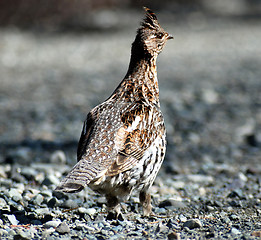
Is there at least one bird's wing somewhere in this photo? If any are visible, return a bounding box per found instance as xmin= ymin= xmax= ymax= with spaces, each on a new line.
xmin=77 ymin=108 xmax=97 ymax=161
xmin=55 ymin=102 xmax=163 ymax=193
xmin=106 ymin=103 xmax=156 ymax=176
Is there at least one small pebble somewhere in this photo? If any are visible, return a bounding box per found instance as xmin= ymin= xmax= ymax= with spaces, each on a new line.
xmin=78 ymin=207 xmax=96 ymax=215
xmin=56 ymin=222 xmax=70 ymax=234
xmin=159 ymin=199 xmax=187 ymax=209
xmin=187 ymin=174 xmax=214 ymax=183
xmin=201 ymin=88 xmax=219 ymax=104
xmin=183 ymin=219 xmax=202 ymax=229
xmin=6 ymin=214 xmax=19 ymax=225
xmin=179 ymin=215 xmax=187 ymax=222
xmin=59 ymin=199 xmax=78 ymax=209
xmin=97 ymin=196 xmax=107 ymax=205
xmin=44 ymin=220 xmax=62 ymax=228
xmin=42 ymin=175 xmax=60 ymax=186
xmin=245 ymin=134 xmax=259 ymax=147
xmin=231 ymin=227 xmax=241 ymax=235
xmin=50 ymin=150 xmax=66 ymax=164
xmin=41 ymin=189 xmax=53 ymax=198
xmin=168 ymin=232 xmax=180 ymax=240
xmin=20 ymin=167 xmax=38 ymax=180
xmin=95 ymin=214 xmax=105 ymax=222
xmin=229 ymin=214 xmax=239 ymax=220
xmin=227 ymin=189 xmax=244 ymax=199
xmin=8 ymin=188 xmax=23 ymax=202
xmin=47 ymin=197 xmax=58 ymax=208
xmin=33 ymin=194 xmax=44 ymax=205
xmin=154 ymin=207 xmax=166 ymax=214
xmin=35 ymin=208 xmax=50 ymax=216
xmin=156 ymin=222 xmax=169 ymax=233
xmin=238 ymin=172 xmax=247 ymax=182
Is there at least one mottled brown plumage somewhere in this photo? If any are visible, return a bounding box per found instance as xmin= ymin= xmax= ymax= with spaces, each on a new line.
xmin=55 ymin=7 xmax=173 ymax=217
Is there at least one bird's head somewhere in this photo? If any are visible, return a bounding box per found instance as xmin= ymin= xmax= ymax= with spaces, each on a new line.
xmin=135 ymin=7 xmax=173 ymax=57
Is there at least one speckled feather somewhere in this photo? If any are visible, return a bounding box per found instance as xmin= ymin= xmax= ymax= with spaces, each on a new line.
xmin=55 ymin=7 xmax=172 ymax=216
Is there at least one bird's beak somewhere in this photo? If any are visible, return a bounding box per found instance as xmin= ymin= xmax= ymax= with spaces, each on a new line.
xmin=167 ymin=34 xmax=174 ymax=40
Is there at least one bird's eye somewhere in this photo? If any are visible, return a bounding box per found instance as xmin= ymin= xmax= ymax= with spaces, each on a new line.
xmin=157 ymin=33 xmax=164 ymax=39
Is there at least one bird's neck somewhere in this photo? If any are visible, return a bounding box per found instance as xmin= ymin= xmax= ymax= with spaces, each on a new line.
xmin=111 ymin=45 xmax=160 ymax=105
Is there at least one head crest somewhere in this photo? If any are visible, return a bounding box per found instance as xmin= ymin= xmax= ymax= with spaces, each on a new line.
xmin=142 ymin=7 xmax=159 ymax=30
xmin=131 ymin=7 xmax=173 ymax=57
xmin=143 ymin=7 xmax=157 ymax=21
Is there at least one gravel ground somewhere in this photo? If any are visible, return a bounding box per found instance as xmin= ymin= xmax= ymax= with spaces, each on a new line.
xmin=0 ymin=11 xmax=261 ymax=239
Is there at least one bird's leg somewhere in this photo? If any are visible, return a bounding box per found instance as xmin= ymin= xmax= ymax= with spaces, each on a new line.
xmin=106 ymin=195 xmax=121 ymax=220
xmin=139 ymin=191 xmax=152 ymax=217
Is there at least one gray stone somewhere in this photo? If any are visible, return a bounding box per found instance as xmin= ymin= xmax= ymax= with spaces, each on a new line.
xmin=179 ymin=215 xmax=187 ymax=222
xmin=187 ymin=174 xmax=214 ymax=183
xmin=8 ymin=188 xmax=23 ymax=202
xmin=231 ymin=227 xmax=241 ymax=235
xmin=159 ymin=199 xmax=187 ymax=209
xmin=201 ymin=88 xmax=219 ymax=104
xmin=20 ymin=167 xmax=38 ymax=180
xmin=56 ymin=222 xmax=70 ymax=234
xmin=78 ymin=207 xmax=96 ymax=215
xmin=156 ymin=222 xmax=169 ymax=233
xmin=154 ymin=207 xmax=166 ymax=214
xmin=42 ymin=175 xmax=60 ymax=186
xmin=183 ymin=219 xmax=202 ymax=229
xmin=6 ymin=215 xmax=19 ymax=225
xmin=47 ymin=197 xmax=58 ymax=208
xmin=33 ymin=194 xmax=44 ymax=205
xmin=41 ymin=189 xmax=53 ymax=198
xmin=229 ymin=214 xmax=239 ymax=221
xmin=60 ymin=199 xmax=78 ymax=209
xmin=44 ymin=220 xmax=62 ymax=228
xmin=95 ymin=214 xmax=105 ymax=222
xmin=50 ymin=150 xmax=66 ymax=164
xmin=168 ymin=232 xmax=181 ymax=240
xmin=35 ymin=208 xmax=50 ymax=216
xmin=97 ymin=196 xmax=107 ymax=205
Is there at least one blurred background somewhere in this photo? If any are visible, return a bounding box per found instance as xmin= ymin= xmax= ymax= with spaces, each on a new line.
xmin=0 ymin=0 xmax=261 ymax=170
xmin=0 ymin=0 xmax=261 ymax=30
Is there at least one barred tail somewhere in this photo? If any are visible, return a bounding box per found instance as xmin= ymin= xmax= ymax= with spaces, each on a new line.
xmin=54 ymin=160 xmax=98 ymax=193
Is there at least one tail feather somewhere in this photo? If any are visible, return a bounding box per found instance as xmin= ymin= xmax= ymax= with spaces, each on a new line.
xmin=54 ymin=160 xmax=99 ymax=193
xmin=55 ymin=182 xmax=84 ymax=193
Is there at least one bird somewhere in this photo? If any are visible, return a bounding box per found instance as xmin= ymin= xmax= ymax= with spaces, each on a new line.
xmin=55 ymin=7 xmax=173 ymax=218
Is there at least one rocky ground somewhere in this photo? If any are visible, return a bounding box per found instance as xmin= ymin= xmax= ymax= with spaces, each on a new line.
xmin=0 ymin=10 xmax=261 ymax=239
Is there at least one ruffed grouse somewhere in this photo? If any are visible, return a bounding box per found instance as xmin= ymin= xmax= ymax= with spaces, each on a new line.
xmin=55 ymin=7 xmax=173 ymax=217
